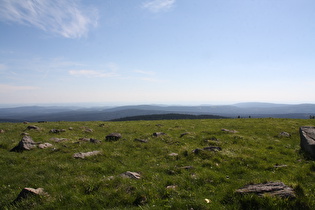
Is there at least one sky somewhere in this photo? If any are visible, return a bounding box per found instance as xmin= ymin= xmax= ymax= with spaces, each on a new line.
xmin=0 ymin=0 xmax=314 ymax=106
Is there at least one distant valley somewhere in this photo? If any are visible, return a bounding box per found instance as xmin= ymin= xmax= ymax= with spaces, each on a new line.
xmin=0 ymin=102 xmax=315 ymax=122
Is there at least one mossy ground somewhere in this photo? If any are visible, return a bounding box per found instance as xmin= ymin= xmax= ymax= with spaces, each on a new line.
xmin=0 ymin=118 xmax=315 ymax=209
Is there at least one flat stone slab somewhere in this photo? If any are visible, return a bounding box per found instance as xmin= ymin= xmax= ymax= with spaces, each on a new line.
xmin=300 ymin=126 xmax=315 ymax=159
xmin=236 ymin=182 xmax=295 ymax=198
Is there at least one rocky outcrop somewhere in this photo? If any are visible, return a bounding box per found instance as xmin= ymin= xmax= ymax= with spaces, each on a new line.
xmin=10 ymin=136 xmax=37 ymax=152
xmin=236 ymin=182 xmax=295 ymax=198
xmin=299 ymin=126 xmax=315 ymax=159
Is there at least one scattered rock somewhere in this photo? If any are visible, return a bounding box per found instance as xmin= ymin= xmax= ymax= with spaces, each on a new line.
xmin=153 ymin=132 xmax=166 ymax=137
xmin=50 ymin=137 xmax=68 ymax=142
xmin=26 ymin=125 xmax=40 ymax=130
xmin=203 ymin=146 xmax=222 ymax=151
xmin=73 ymin=151 xmax=101 ymax=159
xmin=169 ymin=153 xmax=178 ymax=156
xmin=13 ymin=187 xmax=48 ymax=203
xmin=300 ymin=126 xmax=315 ymax=159
xmin=279 ymin=131 xmax=291 ymax=137
xmin=84 ymin=128 xmax=93 ymax=133
xmin=49 ymin=129 xmax=66 ymax=133
xmin=155 ymin=124 xmax=163 ymax=127
xmin=236 ymin=182 xmax=295 ymax=198
xmin=166 ymin=185 xmax=177 ymax=189
xmin=23 ymin=121 xmax=29 ymax=124
xmin=90 ymin=138 xmax=101 ymax=143
xmin=68 ymin=127 xmax=74 ymax=130
xmin=134 ymin=138 xmax=148 ymax=143
xmin=180 ymin=166 xmax=194 ymax=170
xmin=78 ymin=138 xmax=101 ymax=143
xmin=0 ymin=129 xmax=4 ymax=133
xmin=133 ymin=195 xmax=147 ymax=206
xmin=38 ymin=143 xmax=53 ymax=149
xmin=105 ymin=133 xmax=122 ymax=141
xmin=120 ymin=171 xmax=141 ymax=179
xmin=10 ymin=136 xmax=37 ymax=152
xmin=192 ymin=148 xmax=203 ymax=154
xmin=180 ymin=132 xmax=190 ymax=138
xmin=221 ymin=128 xmax=238 ymax=133
xmin=274 ymin=164 xmax=288 ymax=168
xmin=78 ymin=137 xmax=90 ymax=142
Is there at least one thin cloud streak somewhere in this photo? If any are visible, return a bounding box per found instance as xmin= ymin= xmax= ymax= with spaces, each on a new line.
xmin=0 ymin=0 xmax=98 ymax=38
xmin=0 ymin=84 xmax=38 ymax=92
xmin=69 ymin=70 xmax=118 ymax=78
xmin=142 ymin=0 xmax=176 ymax=13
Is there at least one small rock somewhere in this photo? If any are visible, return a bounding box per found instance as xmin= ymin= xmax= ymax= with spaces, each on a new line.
xmin=180 ymin=132 xmax=190 ymax=138
xmin=84 ymin=128 xmax=93 ymax=133
xmin=26 ymin=125 xmax=40 ymax=130
xmin=279 ymin=132 xmax=291 ymax=137
xmin=169 ymin=153 xmax=178 ymax=156
xmin=166 ymin=185 xmax=177 ymax=189
xmin=236 ymin=182 xmax=295 ymax=198
xmin=134 ymin=138 xmax=148 ymax=143
xmin=50 ymin=137 xmax=68 ymax=142
xmin=13 ymin=187 xmax=48 ymax=203
xmin=120 ymin=171 xmax=141 ymax=179
xmin=192 ymin=148 xmax=203 ymax=154
xmin=221 ymin=128 xmax=238 ymax=133
xmin=105 ymin=133 xmax=122 ymax=141
xmin=10 ymin=136 xmax=37 ymax=152
xmin=38 ymin=143 xmax=53 ymax=149
xmin=153 ymin=132 xmax=166 ymax=137
xmin=90 ymin=138 xmax=101 ymax=143
xmin=0 ymin=129 xmax=4 ymax=133
xmin=49 ymin=129 xmax=66 ymax=133
xmin=203 ymin=146 xmax=222 ymax=151
xmin=73 ymin=151 xmax=101 ymax=159
xmin=78 ymin=137 xmax=90 ymax=142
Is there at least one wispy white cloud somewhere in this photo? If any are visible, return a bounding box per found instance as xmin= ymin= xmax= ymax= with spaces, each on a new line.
xmin=0 ymin=0 xmax=98 ymax=38
xmin=0 ymin=84 xmax=38 ymax=92
xmin=133 ymin=70 xmax=156 ymax=75
xmin=142 ymin=0 xmax=176 ymax=13
xmin=69 ymin=70 xmax=118 ymax=78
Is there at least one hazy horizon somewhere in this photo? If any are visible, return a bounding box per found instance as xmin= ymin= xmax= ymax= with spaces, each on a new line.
xmin=1 ymin=0 xmax=314 ymax=105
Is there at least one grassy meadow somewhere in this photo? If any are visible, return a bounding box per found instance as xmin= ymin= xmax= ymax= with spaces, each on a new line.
xmin=0 ymin=118 xmax=315 ymax=209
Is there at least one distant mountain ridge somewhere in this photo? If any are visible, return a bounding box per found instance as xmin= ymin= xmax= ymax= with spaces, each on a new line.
xmin=0 ymin=102 xmax=314 ymax=122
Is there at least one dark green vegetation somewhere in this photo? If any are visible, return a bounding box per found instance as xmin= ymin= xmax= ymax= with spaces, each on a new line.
xmin=0 ymin=118 xmax=315 ymax=209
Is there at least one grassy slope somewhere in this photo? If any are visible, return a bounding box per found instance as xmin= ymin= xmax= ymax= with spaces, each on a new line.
xmin=0 ymin=118 xmax=315 ymax=209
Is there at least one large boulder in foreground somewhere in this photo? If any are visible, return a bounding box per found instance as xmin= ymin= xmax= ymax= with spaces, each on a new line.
xmin=299 ymin=126 xmax=315 ymax=159
xmin=10 ymin=136 xmax=37 ymax=152
xmin=236 ymin=182 xmax=295 ymax=198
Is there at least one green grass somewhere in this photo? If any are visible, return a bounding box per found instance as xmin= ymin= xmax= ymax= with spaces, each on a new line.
xmin=0 ymin=118 xmax=315 ymax=209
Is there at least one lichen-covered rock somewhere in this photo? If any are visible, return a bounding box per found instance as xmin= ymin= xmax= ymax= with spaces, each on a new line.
xmin=300 ymin=126 xmax=315 ymax=159
xmin=236 ymin=182 xmax=295 ymax=198
xmin=10 ymin=136 xmax=37 ymax=152
xmin=73 ymin=151 xmax=101 ymax=159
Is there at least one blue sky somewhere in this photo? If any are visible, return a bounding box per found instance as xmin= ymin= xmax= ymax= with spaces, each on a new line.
xmin=0 ymin=0 xmax=314 ymax=106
